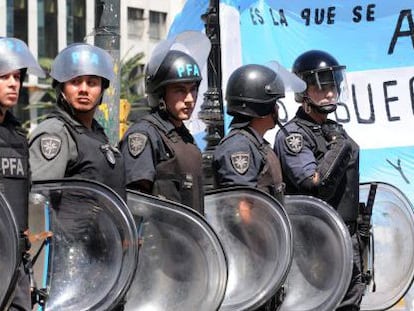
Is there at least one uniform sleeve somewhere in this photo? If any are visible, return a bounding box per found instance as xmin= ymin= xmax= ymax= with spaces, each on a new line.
xmin=119 ymin=125 xmax=156 ymax=186
xmin=28 ymin=119 xmax=77 ymax=181
xmin=213 ymin=135 xmax=262 ymax=188
xmin=274 ymin=127 xmax=317 ymax=187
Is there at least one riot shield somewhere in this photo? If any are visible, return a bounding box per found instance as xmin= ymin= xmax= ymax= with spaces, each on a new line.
xmin=0 ymin=192 xmax=19 ymax=310
xmin=205 ymin=187 xmax=293 ymax=311
xmin=30 ymin=179 xmax=139 ymax=311
xmin=360 ymin=182 xmax=414 ymax=311
xmin=280 ymin=195 xmax=353 ymax=311
xmin=125 ymin=190 xmax=228 ymax=311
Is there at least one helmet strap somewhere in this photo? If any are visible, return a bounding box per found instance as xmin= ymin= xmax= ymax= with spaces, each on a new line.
xmin=303 ymin=96 xmax=336 ymax=115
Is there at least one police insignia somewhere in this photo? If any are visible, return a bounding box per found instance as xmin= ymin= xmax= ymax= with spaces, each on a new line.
xmin=285 ymin=133 xmax=303 ymax=154
xmin=40 ymin=136 xmax=62 ymax=160
xmin=128 ymin=133 xmax=147 ymax=157
xmin=231 ymin=152 xmax=250 ymax=174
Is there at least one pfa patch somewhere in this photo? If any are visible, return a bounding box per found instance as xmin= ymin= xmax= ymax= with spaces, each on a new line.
xmin=40 ymin=136 xmax=62 ymax=160
xmin=285 ymin=133 xmax=303 ymax=154
xmin=231 ymin=152 xmax=250 ymax=175
xmin=128 ymin=132 xmax=147 ymax=157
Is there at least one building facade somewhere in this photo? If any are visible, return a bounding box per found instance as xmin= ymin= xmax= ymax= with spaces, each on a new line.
xmin=0 ymin=0 xmax=187 ymax=128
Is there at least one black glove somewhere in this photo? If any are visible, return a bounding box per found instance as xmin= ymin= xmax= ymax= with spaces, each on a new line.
xmin=321 ymin=122 xmax=347 ymax=142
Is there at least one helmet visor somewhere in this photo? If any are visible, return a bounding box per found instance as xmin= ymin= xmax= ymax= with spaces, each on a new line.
xmin=304 ymin=67 xmax=348 ymax=104
xmin=265 ymin=61 xmax=306 ymax=93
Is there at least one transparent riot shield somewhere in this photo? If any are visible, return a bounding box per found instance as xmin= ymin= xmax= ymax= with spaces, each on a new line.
xmin=0 ymin=192 xmax=19 ymax=310
xmin=125 ymin=190 xmax=228 ymax=311
xmin=360 ymin=182 xmax=414 ymax=311
xmin=205 ymin=187 xmax=293 ymax=311
xmin=30 ymin=179 xmax=139 ymax=311
xmin=280 ymin=195 xmax=353 ymax=311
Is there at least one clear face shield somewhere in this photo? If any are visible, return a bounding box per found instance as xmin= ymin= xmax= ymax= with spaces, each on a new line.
xmin=303 ymin=67 xmax=348 ymax=114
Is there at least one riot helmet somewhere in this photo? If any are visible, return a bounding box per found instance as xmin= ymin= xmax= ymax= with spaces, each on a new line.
xmin=146 ymin=50 xmax=202 ymax=107
xmin=144 ymin=31 xmax=211 ymax=108
xmin=51 ymin=43 xmax=114 ymax=89
xmin=0 ymin=37 xmax=45 ymax=84
xmin=50 ymin=43 xmax=114 ymax=113
xmin=226 ymin=64 xmax=285 ymax=121
xmin=292 ymin=50 xmax=348 ymax=114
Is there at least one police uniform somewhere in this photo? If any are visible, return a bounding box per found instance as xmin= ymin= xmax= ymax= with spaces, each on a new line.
xmin=0 ymin=111 xmax=31 ymax=311
xmin=29 ymin=108 xmax=126 ymax=200
xmin=119 ymin=110 xmax=204 ymax=214
xmin=274 ymin=106 xmax=364 ymax=310
xmin=213 ymin=125 xmax=284 ymax=201
xmin=213 ymin=125 xmax=286 ymax=310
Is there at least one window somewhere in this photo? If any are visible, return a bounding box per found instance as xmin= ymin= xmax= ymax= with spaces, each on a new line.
xmin=6 ymin=0 xmax=28 ymax=42
xmin=67 ymin=0 xmax=86 ymax=44
xmin=128 ymin=7 xmax=145 ymax=39
xmin=149 ymin=11 xmax=166 ymax=40
xmin=38 ymin=0 xmax=58 ymax=59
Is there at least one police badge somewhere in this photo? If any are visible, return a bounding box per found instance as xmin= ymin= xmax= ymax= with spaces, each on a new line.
xmin=40 ymin=136 xmax=62 ymax=160
xmin=231 ymin=152 xmax=250 ymax=174
xmin=128 ymin=132 xmax=147 ymax=157
xmin=285 ymin=133 xmax=303 ymax=154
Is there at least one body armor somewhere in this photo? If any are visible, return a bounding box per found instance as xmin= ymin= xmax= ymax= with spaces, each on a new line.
xmin=142 ymin=114 xmax=204 ymax=214
xmin=284 ymin=116 xmax=359 ymax=223
xmin=48 ymin=110 xmax=126 ymax=200
xmin=0 ymin=112 xmax=29 ymax=235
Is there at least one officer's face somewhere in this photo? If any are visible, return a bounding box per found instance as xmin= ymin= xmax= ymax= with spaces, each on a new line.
xmin=0 ymin=70 xmax=21 ymax=112
xmin=164 ymin=82 xmax=198 ymax=125
xmin=63 ymin=75 xmax=103 ymax=112
xmin=307 ymin=83 xmax=338 ymax=107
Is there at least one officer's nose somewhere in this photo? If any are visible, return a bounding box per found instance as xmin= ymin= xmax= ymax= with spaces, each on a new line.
xmin=8 ymin=75 xmax=19 ymax=87
xmin=79 ymin=81 xmax=88 ymax=92
xmin=325 ymin=89 xmax=335 ymax=100
xmin=185 ymin=90 xmax=196 ymax=104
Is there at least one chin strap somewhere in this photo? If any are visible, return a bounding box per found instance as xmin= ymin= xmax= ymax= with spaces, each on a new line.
xmin=304 ymin=97 xmax=337 ymax=114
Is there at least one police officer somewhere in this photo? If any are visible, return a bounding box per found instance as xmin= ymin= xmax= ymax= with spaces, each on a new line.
xmin=273 ymin=50 xmax=364 ymax=310
xmin=119 ymin=33 xmax=210 ymax=214
xmin=29 ymin=43 xmax=125 ymax=200
xmin=0 ymin=37 xmax=45 ymax=310
xmin=213 ymin=63 xmax=305 ymax=310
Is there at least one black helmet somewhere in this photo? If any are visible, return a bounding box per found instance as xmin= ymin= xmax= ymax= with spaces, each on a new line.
xmin=226 ymin=64 xmax=285 ymax=118
xmin=145 ymin=50 xmax=202 ymax=107
xmin=292 ymin=50 xmax=347 ymax=107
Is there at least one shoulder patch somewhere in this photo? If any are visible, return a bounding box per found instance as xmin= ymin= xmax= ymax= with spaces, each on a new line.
xmin=231 ymin=152 xmax=250 ymax=175
xmin=285 ymin=133 xmax=303 ymax=154
xmin=40 ymin=136 xmax=62 ymax=160
xmin=128 ymin=132 xmax=147 ymax=157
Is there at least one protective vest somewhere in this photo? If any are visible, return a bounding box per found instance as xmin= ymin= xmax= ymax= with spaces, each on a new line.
xmin=288 ymin=116 xmax=359 ymax=223
xmin=0 ymin=112 xmax=30 ymax=234
xmin=228 ymin=128 xmax=285 ymax=203
xmin=48 ymin=111 xmax=126 ymax=200
xmin=142 ymin=114 xmax=204 ymax=214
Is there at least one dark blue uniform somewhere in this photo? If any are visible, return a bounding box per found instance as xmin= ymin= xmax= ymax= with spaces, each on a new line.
xmin=119 ymin=110 xmax=204 ymax=214
xmin=213 ymin=126 xmax=284 ymax=199
xmin=274 ymin=106 xmax=364 ymax=310
xmin=213 ymin=125 xmax=285 ymax=311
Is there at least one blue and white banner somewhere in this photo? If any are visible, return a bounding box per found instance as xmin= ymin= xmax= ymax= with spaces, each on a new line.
xmin=169 ymin=0 xmax=414 ymax=206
